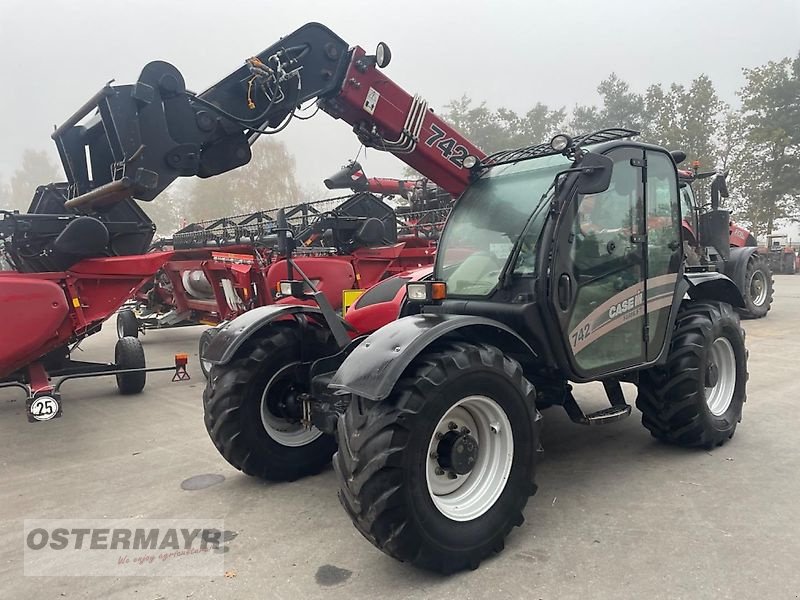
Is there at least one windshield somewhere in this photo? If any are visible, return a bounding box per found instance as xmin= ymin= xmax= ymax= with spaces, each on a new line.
xmin=435 ymin=153 xmax=571 ymax=296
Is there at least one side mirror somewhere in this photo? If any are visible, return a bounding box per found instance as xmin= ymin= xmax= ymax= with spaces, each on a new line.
xmin=576 ymin=153 xmax=613 ymax=195
xmin=670 ymin=150 xmax=687 ymax=165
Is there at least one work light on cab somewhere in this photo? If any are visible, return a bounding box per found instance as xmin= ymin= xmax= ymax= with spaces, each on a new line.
xmin=406 ymin=281 xmax=446 ymax=303
xmin=550 ymin=134 xmax=572 ymax=153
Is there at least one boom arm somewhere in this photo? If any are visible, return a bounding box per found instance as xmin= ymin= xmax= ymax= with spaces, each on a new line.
xmin=54 ymin=22 xmax=483 ymax=212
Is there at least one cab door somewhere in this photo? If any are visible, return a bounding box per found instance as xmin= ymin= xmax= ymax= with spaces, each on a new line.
xmin=547 ymin=147 xmax=648 ymax=378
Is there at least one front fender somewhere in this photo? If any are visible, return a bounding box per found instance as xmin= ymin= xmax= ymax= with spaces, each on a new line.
xmin=204 ymin=304 xmax=323 ymax=365
xmin=328 ymin=313 xmax=536 ymax=402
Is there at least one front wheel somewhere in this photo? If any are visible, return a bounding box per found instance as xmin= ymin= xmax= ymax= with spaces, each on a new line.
xmin=334 ymin=341 xmax=540 ymax=573
xmin=203 ymin=323 xmax=338 ymax=481
xmin=636 ymin=301 xmax=747 ymax=448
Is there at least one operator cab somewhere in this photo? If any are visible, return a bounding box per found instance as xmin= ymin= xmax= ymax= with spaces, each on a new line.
xmin=416 ymin=128 xmax=684 ymax=382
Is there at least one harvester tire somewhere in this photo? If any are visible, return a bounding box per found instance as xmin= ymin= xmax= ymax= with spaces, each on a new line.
xmin=636 ymin=301 xmax=747 ymax=449
xmin=117 ymin=309 xmax=139 ymax=338
xmin=203 ymin=323 xmax=337 ymax=482
xmin=333 ymin=341 xmax=539 ymax=573
xmin=115 ymin=336 xmax=147 ymax=395
xmin=737 ymin=254 xmax=773 ymax=319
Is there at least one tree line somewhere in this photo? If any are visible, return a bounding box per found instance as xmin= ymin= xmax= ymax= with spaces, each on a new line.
xmin=1 ymin=53 xmax=797 ymax=237
xmin=443 ymin=53 xmax=800 ymax=237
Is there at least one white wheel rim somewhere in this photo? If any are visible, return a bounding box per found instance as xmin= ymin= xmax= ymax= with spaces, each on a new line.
xmin=705 ymin=337 xmax=736 ymax=416
xmin=749 ymin=270 xmax=767 ymax=306
xmin=260 ymin=362 xmax=323 ymax=447
xmin=425 ymin=395 xmax=514 ymax=522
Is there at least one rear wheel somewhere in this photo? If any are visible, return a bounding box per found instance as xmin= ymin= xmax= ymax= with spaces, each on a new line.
xmin=334 ymin=341 xmax=540 ymax=573
xmin=116 ymin=309 xmax=139 ymax=338
xmin=636 ymin=301 xmax=747 ymax=448
xmin=737 ymin=254 xmax=773 ymax=318
xmin=203 ymin=323 xmax=337 ymax=481
xmin=198 ymin=328 xmax=218 ymax=379
xmin=115 ymin=336 xmax=146 ymax=394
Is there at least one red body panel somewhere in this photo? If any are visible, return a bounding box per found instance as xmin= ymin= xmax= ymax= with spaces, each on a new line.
xmin=329 ymin=46 xmax=484 ymax=197
xmin=344 ymin=266 xmax=432 ymax=334
xmin=0 ymin=252 xmax=174 ymax=379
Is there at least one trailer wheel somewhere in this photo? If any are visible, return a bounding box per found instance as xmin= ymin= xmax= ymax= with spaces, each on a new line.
xmin=198 ymin=328 xmax=218 ymax=379
xmin=116 ymin=309 xmax=139 ymax=339
xmin=636 ymin=301 xmax=747 ymax=449
xmin=115 ymin=336 xmax=146 ymax=395
xmin=203 ymin=323 xmax=337 ymax=481
xmin=737 ymin=254 xmax=773 ymax=318
xmin=333 ymin=341 xmax=540 ymax=573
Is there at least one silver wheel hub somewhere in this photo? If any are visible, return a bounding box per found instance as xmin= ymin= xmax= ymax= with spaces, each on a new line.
xmin=705 ymin=337 xmax=736 ymax=416
xmin=425 ymin=395 xmax=513 ymax=522
xmin=749 ymin=270 xmax=767 ymax=306
xmin=260 ymin=362 xmax=323 ymax=447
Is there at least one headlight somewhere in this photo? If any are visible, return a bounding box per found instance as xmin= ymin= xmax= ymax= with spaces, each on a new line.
xmin=278 ymin=280 xmax=305 ymax=297
xmin=407 ymin=283 xmax=428 ymax=301
xmin=406 ymin=281 xmax=447 ymax=303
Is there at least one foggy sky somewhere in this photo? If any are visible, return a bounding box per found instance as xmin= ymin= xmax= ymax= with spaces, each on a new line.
xmin=0 ymin=0 xmax=798 ymax=199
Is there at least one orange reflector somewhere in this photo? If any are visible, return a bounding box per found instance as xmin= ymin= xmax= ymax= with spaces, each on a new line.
xmin=72 ymin=297 xmax=81 ymax=308
xmin=431 ymin=282 xmax=447 ymax=300
xmin=174 ymin=353 xmax=189 ymax=367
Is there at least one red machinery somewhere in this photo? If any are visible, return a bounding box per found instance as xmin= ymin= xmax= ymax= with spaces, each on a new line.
xmin=0 ymin=23 xmax=472 ymax=420
xmin=677 ymin=164 xmax=774 ymax=317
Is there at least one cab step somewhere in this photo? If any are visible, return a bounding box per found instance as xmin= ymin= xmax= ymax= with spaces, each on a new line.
xmin=562 ymin=380 xmax=631 ymax=426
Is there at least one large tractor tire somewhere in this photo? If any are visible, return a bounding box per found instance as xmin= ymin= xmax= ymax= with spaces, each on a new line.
xmin=116 ymin=309 xmax=140 ymax=339
xmin=334 ymin=341 xmax=540 ymax=574
xmin=636 ymin=301 xmax=747 ymax=449
xmin=737 ymin=254 xmax=773 ymax=319
xmin=115 ymin=336 xmax=146 ymax=395
xmin=203 ymin=323 xmax=337 ymax=482
xmin=198 ymin=327 xmax=219 ymax=379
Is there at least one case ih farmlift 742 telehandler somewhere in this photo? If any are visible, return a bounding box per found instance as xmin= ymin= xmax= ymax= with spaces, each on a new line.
xmin=57 ymin=23 xmax=749 ymax=573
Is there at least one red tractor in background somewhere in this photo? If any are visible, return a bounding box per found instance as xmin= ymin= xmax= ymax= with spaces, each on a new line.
xmin=678 ymin=164 xmax=774 ymax=318
xmin=760 ymin=234 xmax=798 ymax=275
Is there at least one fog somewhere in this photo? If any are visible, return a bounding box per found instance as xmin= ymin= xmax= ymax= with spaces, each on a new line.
xmin=0 ymin=0 xmax=797 ymax=195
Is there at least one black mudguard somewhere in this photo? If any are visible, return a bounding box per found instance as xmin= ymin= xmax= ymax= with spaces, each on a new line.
xmin=683 ymin=272 xmax=745 ymax=308
xmin=724 ymin=246 xmax=760 ymax=291
xmin=328 ymin=313 xmax=536 ymax=402
xmin=204 ymin=305 xmax=324 ymax=366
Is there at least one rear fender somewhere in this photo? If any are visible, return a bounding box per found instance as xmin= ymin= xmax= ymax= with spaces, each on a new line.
xmin=328 ymin=314 xmax=537 ymax=401
xmin=683 ymin=272 xmax=745 ymax=308
xmin=204 ymin=305 xmax=324 ymax=365
xmin=723 ymin=247 xmax=760 ymax=292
